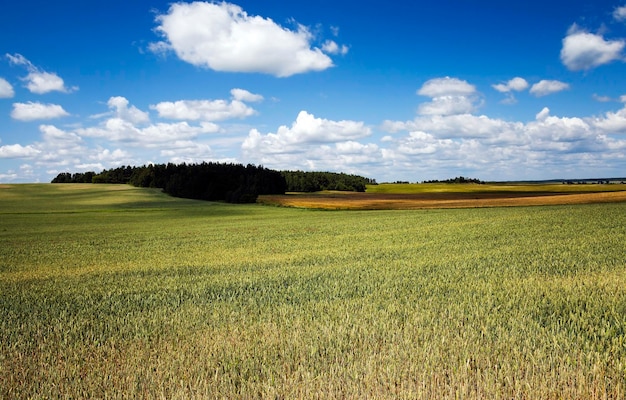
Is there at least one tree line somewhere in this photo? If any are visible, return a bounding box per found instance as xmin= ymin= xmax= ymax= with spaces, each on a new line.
xmin=52 ymin=163 xmax=376 ymax=203
xmin=422 ymin=176 xmax=484 ymax=184
xmin=281 ymin=170 xmax=376 ymax=192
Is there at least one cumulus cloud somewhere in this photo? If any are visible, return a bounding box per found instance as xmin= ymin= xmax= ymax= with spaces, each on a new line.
xmin=379 ymin=94 xmax=626 ymax=181
xmin=560 ymin=26 xmax=625 ymax=71
xmin=0 ymin=144 xmax=41 ymax=158
xmin=383 ymin=113 xmax=524 ymax=142
xmin=243 ymin=110 xmax=370 ymax=150
xmin=11 ymin=102 xmax=70 ymax=121
xmin=241 ymin=111 xmax=379 ymax=175
xmin=530 ymin=80 xmax=570 ymax=97
xmin=590 ymin=104 xmax=626 ymax=133
xmin=150 ymin=2 xmax=338 ymax=77
xmin=492 ymin=77 xmax=529 ymax=93
xmin=0 ymin=78 xmax=14 ymax=98
xmin=418 ymin=96 xmax=477 ymax=116
xmin=417 ymin=77 xmax=479 ymax=116
xmin=614 ymin=5 xmax=626 ymax=21
xmin=492 ymin=77 xmax=529 ymax=104
xmin=78 ymin=96 xmax=221 ymax=149
xmin=417 ymin=77 xmax=476 ymax=97
xmin=230 ymin=88 xmax=263 ymax=102
xmin=79 ymin=119 xmax=218 ymax=146
xmin=152 ymin=99 xmax=256 ymax=121
xmin=107 ymin=96 xmax=150 ymax=124
xmin=6 ymin=53 xmax=77 ymax=94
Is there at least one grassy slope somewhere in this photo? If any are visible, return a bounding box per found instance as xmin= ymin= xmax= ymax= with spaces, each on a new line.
xmin=1 ymin=184 xmax=626 ymax=398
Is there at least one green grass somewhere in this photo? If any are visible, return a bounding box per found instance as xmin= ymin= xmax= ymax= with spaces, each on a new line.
xmin=1 ymin=184 xmax=626 ymax=398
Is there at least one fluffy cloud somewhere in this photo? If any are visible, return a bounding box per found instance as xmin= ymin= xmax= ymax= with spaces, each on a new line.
xmin=560 ymin=26 xmax=625 ymax=71
xmin=416 ymin=77 xmax=479 ymax=116
xmin=530 ymin=80 xmax=570 ymax=97
xmin=152 ymin=99 xmax=256 ymax=121
xmin=417 ymin=96 xmax=477 ymax=116
xmin=11 ymin=102 xmax=69 ymax=121
xmin=241 ymin=111 xmax=378 ymax=175
xmin=379 ymin=98 xmax=626 ymax=181
xmin=0 ymin=144 xmax=41 ymax=158
xmin=0 ymin=78 xmax=14 ymax=98
xmin=417 ymin=77 xmax=476 ymax=97
xmin=230 ymin=88 xmax=263 ymax=102
xmin=151 ymin=2 xmax=337 ymax=77
xmin=590 ymin=104 xmax=626 ymax=133
xmin=78 ymin=118 xmax=218 ymax=146
xmin=107 ymin=96 xmax=150 ymax=124
xmin=492 ymin=77 xmax=528 ymax=93
xmin=6 ymin=53 xmax=77 ymax=94
xmin=322 ymin=40 xmax=349 ymax=55
xmin=76 ymin=96 xmax=221 ymax=148
xmin=243 ymin=110 xmax=370 ymax=152
xmin=614 ymin=6 xmax=626 ymax=21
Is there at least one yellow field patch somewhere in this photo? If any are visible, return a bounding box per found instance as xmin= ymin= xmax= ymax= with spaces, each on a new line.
xmin=259 ymin=190 xmax=626 ymax=210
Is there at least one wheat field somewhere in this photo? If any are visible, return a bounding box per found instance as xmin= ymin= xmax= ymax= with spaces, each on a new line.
xmin=1 ymin=184 xmax=625 ymax=398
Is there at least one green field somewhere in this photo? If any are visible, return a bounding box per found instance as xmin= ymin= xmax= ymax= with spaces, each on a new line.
xmin=1 ymin=184 xmax=625 ymax=398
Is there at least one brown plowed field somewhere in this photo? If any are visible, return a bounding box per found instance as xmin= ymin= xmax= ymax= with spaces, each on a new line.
xmin=259 ymin=190 xmax=626 ymax=210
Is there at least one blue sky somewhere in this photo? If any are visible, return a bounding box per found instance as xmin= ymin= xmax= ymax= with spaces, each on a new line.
xmin=1 ymin=0 xmax=626 ymax=183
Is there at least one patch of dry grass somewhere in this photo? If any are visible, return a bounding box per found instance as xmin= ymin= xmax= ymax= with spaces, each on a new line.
xmin=259 ymin=189 xmax=626 ymax=210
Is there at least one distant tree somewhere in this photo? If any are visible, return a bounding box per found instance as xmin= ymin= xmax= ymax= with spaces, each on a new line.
xmin=52 ymin=171 xmax=97 ymax=183
xmin=422 ymin=176 xmax=484 ymax=184
xmin=281 ymin=170 xmax=376 ymax=192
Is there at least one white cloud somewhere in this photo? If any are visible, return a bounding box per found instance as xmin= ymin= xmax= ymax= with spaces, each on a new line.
xmin=243 ymin=110 xmax=370 ymax=152
xmin=530 ymin=80 xmax=570 ymax=97
xmin=91 ymin=148 xmax=130 ymax=163
xmin=614 ymin=6 xmax=626 ymax=21
xmin=152 ymin=99 xmax=256 ymax=121
xmin=418 ymin=96 xmax=477 ymax=116
xmin=417 ymin=77 xmax=480 ymax=116
xmin=151 ymin=2 xmax=335 ymax=77
xmin=230 ymin=88 xmax=263 ymax=102
xmin=386 ymin=113 xmax=525 ymax=143
xmin=241 ymin=111 xmax=379 ymax=176
xmin=39 ymin=125 xmax=83 ymax=148
xmin=322 ymin=40 xmax=349 ymax=55
xmin=6 ymin=53 xmax=77 ymax=94
xmin=23 ymin=72 xmax=71 ymax=94
xmin=590 ymin=104 xmax=626 ymax=133
xmin=560 ymin=26 xmax=625 ymax=71
xmin=492 ymin=77 xmax=529 ymax=93
xmin=0 ymin=144 xmax=41 ymax=158
xmin=536 ymin=107 xmax=551 ymax=121
xmin=78 ymin=119 xmax=218 ymax=146
xmin=378 ymin=106 xmax=626 ymax=181
xmin=0 ymin=78 xmax=14 ymax=98
xmin=107 ymin=96 xmax=150 ymax=124
xmin=417 ymin=77 xmax=476 ymax=97
xmin=11 ymin=102 xmax=69 ymax=121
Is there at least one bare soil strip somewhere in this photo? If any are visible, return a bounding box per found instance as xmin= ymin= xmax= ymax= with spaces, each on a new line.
xmin=259 ymin=191 xmax=626 ymax=210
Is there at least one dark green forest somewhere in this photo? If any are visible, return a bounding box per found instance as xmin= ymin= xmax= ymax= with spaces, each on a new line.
xmin=281 ymin=170 xmax=376 ymax=192
xmin=52 ymin=163 xmax=375 ymax=203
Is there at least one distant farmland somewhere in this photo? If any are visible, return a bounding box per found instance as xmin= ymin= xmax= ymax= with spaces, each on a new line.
xmin=259 ymin=182 xmax=626 ymax=209
xmin=1 ymin=184 xmax=625 ymax=398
